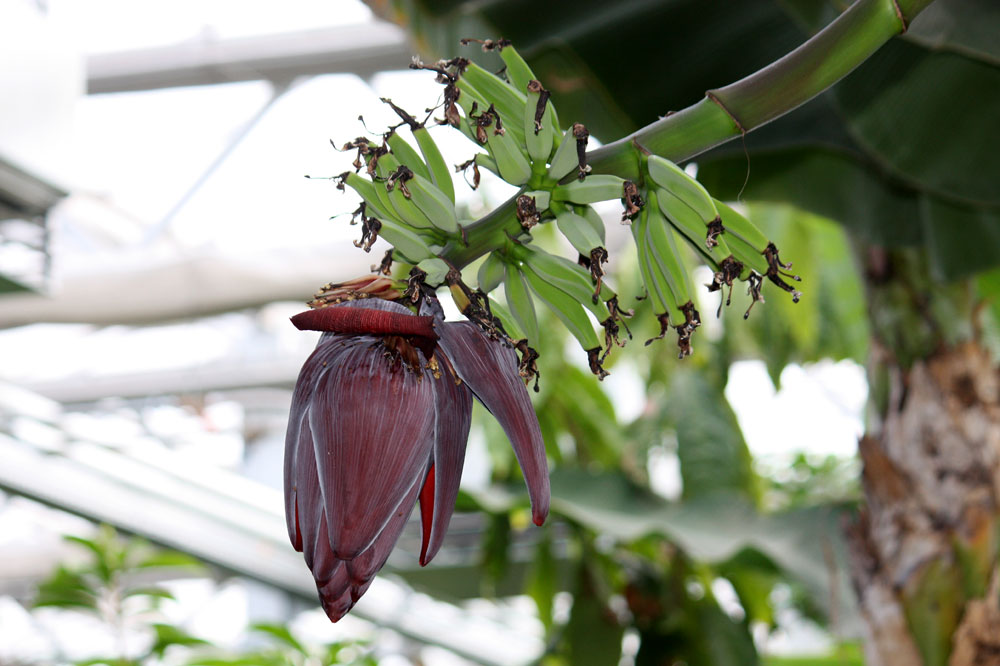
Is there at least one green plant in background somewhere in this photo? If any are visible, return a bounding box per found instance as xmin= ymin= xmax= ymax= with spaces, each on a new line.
xmin=29 ymin=525 xmax=376 ymax=666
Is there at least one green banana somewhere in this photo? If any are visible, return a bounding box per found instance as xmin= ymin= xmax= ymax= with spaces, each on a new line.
xmin=551 ymin=175 xmax=626 ymax=205
xmin=474 ymin=152 xmax=501 ymax=179
xmin=378 ymin=217 xmax=438 ymax=264
xmin=374 ymin=153 xmax=436 ymax=231
xmin=478 ymin=252 xmax=506 ymax=293
xmin=524 ymin=189 xmax=551 ymax=212
xmin=404 ymin=171 xmax=460 ymax=234
xmin=555 ymin=209 xmax=604 ymax=256
xmin=520 ymin=261 xmax=603 ymax=353
xmin=487 ymin=296 xmax=525 ymax=341
xmin=484 ymin=118 xmax=532 ymax=185
xmin=413 ymin=125 xmax=455 ymax=203
xmin=713 ymin=200 xmax=769 ymax=276
xmin=516 ymin=244 xmax=613 ymax=320
xmin=645 ymin=191 xmax=695 ymax=312
xmin=459 ymin=62 xmax=528 ymax=148
xmin=578 ymin=205 xmax=607 ymax=244
xmin=503 ymin=262 xmax=540 ymax=343
xmin=524 ymin=80 xmax=554 ymax=164
xmin=546 ymin=124 xmax=587 ymax=181
xmin=417 ymin=257 xmax=450 ymax=285
xmin=498 ymin=43 xmax=561 ymax=149
xmin=641 ymin=211 xmax=688 ymax=329
xmin=343 ymin=172 xmax=404 ymax=226
xmin=454 ymin=83 xmax=532 ymax=185
xmin=386 ymin=131 xmax=429 ymax=181
xmin=646 ymin=155 xmax=719 ymax=227
xmin=632 ymin=207 xmax=668 ymax=315
xmin=656 ymin=188 xmax=733 ymax=266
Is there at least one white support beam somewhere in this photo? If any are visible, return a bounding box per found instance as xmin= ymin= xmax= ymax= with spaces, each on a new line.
xmin=86 ymin=23 xmax=414 ymax=94
xmin=0 ymin=434 xmax=542 ymax=665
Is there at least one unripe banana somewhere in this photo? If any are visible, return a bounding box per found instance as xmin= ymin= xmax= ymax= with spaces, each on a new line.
xmin=632 ymin=203 xmax=686 ymax=327
xmin=520 ymin=261 xmax=603 ymax=353
xmin=416 ymin=257 xmax=450 ymax=285
xmin=551 ymin=175 xmax=626 ymax=205
xmin=343 ymin=172 xmax=405 ymax=226
xmin=478 ymin=252 xmax=506 ymax=293
xmin=547 ymin=124 xmax=587 ymax=182
xmin=516 ymin=244 xmax=613 ymax=321
xmin=713 ymin=200 xmax=770 ymax=276
xmin=386 ymin=131 xmax=430 ymax=181
xmin=645 ymin=191 xmax=695 ymax=311
xmin=555 ymin=209 xmax=604 ymax=257
xmin=503 ymin=262 xmax=540 ymax=343
xmin=413 ymin=126 xmax=455 ymax=203
xmin=713 ymin=199 xmax=769 ymax=252
xmin=525 ymin=189 xmax=551 ymax=212
xmin=498 ymin=42 xmax=535 ymax=94
xmin=487 ymin=296 xmax=525 ymax=341
xmin=646 ymin=155 xmax=719 ymax=227
xmin=497 ymin=43 xmax=562 ymax=153
xmin=524 ymin=80 xmax=554 ymax=164
xmin=484 ymin=120 xmax=532 ymax=185
xmin=656 ymin=188 xmax=733 ymax=266
xmin=374 ymin=153 xmax=436 ymax=231
xmin=404 ymin=171 xmax=460 ymax=234
xmin=578 ymin=205 xmax=606 ymax=244
xmin=474 ymin=152 xmax=502 ymax=179
xmin=378 ymin=217 xmax=439 ymax=264
xmin=633 ymin=217 xmax=667 ymax=313
xmin=456 ymin=89 xmax=532 ymax=185
xmin=458 ymin=62 xmax=528 ymax=148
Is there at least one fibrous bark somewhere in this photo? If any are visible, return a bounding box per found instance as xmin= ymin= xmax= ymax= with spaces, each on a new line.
xmin=849 ymin=249 xmax=1000 ymax=666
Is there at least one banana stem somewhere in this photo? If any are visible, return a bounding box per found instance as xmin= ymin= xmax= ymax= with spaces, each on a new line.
xmin=444 ymin=0 xmax=935 ymax=268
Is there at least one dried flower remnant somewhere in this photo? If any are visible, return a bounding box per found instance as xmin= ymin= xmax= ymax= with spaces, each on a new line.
xmin=764 ymin=242 xmax=802 ymax=302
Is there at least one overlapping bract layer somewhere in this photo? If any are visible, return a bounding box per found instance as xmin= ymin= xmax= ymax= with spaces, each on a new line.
xmin=284 ymin=297 xmax=548 ymax=621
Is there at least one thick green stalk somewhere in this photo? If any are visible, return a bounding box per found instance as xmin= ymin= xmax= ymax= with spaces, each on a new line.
xmin=443 ymin=0 xmax=934 ymax=269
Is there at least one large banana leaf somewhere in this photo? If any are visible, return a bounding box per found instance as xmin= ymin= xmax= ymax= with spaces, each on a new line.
xmin=369 ymin=0 xmax=1000 ymax=280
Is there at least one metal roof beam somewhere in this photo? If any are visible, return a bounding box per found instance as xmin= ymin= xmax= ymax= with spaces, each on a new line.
xmin=86 ymin=22 xmax=413 ymax=94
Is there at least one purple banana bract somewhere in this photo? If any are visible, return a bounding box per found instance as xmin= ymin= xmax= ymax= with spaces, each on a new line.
xmin=284 ymin=295 xmax=549 ymax=621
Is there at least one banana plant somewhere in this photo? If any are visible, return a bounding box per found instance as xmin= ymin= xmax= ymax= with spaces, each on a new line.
xmin=281 ymin=0 xmax=946 ymax=639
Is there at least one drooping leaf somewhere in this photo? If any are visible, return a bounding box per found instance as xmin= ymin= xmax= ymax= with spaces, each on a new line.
xmin=33 ymin=566 xmax=98 ymax=611
xmin=248 ymin=622 xmax=306 ymax=655
xmin=149 ymin=623 xmax=210 ymax=658
xmin=525 ymin=532 xmax=558 ymax=631
xmin=666 ymin=367 xmax=758 ymax=503
xmin=564 ymin=564 xmax=624 ymax=666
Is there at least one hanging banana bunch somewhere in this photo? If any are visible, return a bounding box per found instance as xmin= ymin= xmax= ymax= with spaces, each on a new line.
xmin=323 ymin=39 xmax=800 ymax=381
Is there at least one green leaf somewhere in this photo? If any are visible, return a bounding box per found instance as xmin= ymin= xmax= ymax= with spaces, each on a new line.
xmin=834 ymin=38 xmax=1000 ymax=207
xmin=525 ymin=532 xmax=558 ymax=631
xmin=666 ymin=367 xmax=758 ymax=503
xmin=136 ymin=550 xmax=206 ymax=571
xmin=33 ymin=566 xmax=98 ymax=611
xmin=150 ymin=623 xmax=210 ymax=658
xmin=481 ymin=512 xmax=511 ymax=592
xmin=564 ymin=566 xmax=624 ymax=666
xmin=64 ymin=534 xmax=114 ymax=584
xmin=248 ymin=623 xmax=306 ymax=655
xmin=123 ymin=586 xmax=175 ymax=601
xmin=535 ymin=468 xmax=854 ymax=622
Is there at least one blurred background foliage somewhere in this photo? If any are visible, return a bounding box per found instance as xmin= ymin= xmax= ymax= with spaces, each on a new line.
xmin=27 ymin=525 xmax=378 ymax=666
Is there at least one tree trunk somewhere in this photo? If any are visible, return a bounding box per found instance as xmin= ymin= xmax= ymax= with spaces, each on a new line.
xmin=847 ymin=248 xmax=1000 ymax=666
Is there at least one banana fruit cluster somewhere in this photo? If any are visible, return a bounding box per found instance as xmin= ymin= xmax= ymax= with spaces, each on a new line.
xmin=333 ymin=39 xmax=800 ymax=377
